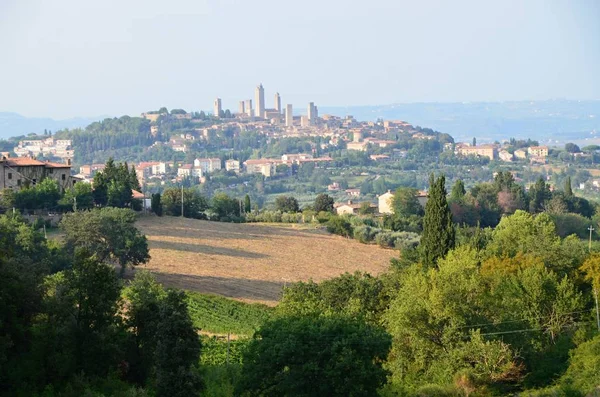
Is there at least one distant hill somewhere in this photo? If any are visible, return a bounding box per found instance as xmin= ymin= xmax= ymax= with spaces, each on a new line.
xmin=0 ymin=112 xmax=105 ymax=139
xmin=321 ymin=99 xmax=600 ymax=145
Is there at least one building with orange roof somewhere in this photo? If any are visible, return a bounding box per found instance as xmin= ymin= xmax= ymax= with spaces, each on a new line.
xmin=0 ymin=155 xmax=75 ymax=191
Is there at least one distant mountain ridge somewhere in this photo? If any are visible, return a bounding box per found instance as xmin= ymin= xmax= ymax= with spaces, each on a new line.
xmin=0 ymin=112 xmax=105 ymax=139
xmin=321 ymin=99 xmax=600 ymax=144
xmin=3 ymin=99 xmax=600 ymax=144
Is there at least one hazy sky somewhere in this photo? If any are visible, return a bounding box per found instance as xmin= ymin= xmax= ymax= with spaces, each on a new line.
xmin=1 ymin=0 xmax=599 ymax=119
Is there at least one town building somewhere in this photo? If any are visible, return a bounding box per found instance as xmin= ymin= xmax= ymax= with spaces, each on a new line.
xmin=527 ymin=146 xmax=549 ymax=157
xmin=177 ymin=164 xmax=203 ymax=179
xmin=255 ymin=84 xmax=265 ymax=119
xmin=14 ymin=137 xmax=73 ymax=161
xmin=498 ymin=150 xmax=514 ymax=162
xmin=334 ymin=200 xmax=377 ymax=215
xmin=194 ymin=158 xmax=221 ymax=173
xmin=274 ymin=92 xmax=281 ymax=113
xmin=285 ymin=104 xmax=293 ymax=127
xmin=213 ymin=98 xmax=222 ymax=118
xmin=308 ymin=102 xmax=316 ymax=123
xmin=238 ymin=101 xmax=246 ymax=116
xmin=245 ymin=99 xmax=253 ymax=117
xmin=456 ymin=144 xmax=497 ymax=160
xmin=243 ymin=159 xmax=280 ymax=177
xmin=345 ymin=188 xmax=361 ymax=197
xmin=225 ymin=159 xmax=240 ymax=173
xmin=378 ymin=191 xmax=394 ymax=214
xmin=514 ymin=149 xmax=527 ymax=159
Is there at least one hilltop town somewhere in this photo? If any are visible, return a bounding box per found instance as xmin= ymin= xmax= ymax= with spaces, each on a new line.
xmin=2 ymin=84 xmax=599 ymax=214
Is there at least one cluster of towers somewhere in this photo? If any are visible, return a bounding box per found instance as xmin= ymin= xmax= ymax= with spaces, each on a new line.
xmin=213 ymin=84 xmax=318 ymax=127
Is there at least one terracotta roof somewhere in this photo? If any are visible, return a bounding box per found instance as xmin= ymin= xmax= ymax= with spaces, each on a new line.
xmin=3 ymin=157 xmax=46 ymax=166
xmin=44 ymin=162 xmax=70 ymax=168
xmin=132 ymin=190 xmax=145 ymax=199
xmin=244 ymin=159 xmax=281 ymax=165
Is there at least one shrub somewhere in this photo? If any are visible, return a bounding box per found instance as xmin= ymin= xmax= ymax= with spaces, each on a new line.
xmin=316 ymin=211 xmax=332 ymax=224
xmin=393 ymin=231 xmax=421 ymax=250
xmin=353 ymin=225 xmax=380 ymax=243
xmin=327 ymin=216 xmax=353 ymax=237
xmin=375 ymin=231 xmax=396 ymax=248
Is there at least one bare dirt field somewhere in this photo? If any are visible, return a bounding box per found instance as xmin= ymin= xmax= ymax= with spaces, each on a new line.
xmin=134 ymin=216 xmax=395 ymax=305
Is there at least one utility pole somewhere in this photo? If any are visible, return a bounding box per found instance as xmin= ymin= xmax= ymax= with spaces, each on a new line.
xmin=589 ymin=226 xmax=595 ymax=252
xmin=181 ymin=185 xmax=184 ymax=218
xmin=73 ymin=196 xmax=77 ymax=212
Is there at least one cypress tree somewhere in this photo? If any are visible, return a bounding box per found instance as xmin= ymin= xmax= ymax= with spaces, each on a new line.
xmin=564 ymin=176 xmax=573 ymax=197
xmin=244 ymin=194 xmax=251 ymax=213
xmin=450 ymin=179 xmax=466 ymax=202
xmin=420 ymin=174 xmax=455 ymax=267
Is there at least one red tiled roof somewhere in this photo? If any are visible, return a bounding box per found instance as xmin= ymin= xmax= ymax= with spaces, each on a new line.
xmin=4 ymin=157 xmax=46 ymax=166
xmin=132 ymin=190 xmax=145 ymax=199
xmin=45 ymin=162 xmax=70 ymax=168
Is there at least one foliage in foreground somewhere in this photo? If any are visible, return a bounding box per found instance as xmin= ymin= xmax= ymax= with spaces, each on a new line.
xmin=186 ymin=292 xmax=273 ymax=335
xmin=236 ymin=315 xmax=391 ymax=397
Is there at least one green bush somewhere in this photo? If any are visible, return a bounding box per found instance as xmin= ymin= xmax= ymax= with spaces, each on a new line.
xmin=353 ymin=225 xmax=380 ymax=243
xmin=316 ymin=211 xmax=332 ymax=224
xmin=375 ymin=231 xmax=396 ymax=248
xmin=326 ymin=216 xmax=353 ymax=237
xmin=393 ymin=231 xmax=421 ymax=250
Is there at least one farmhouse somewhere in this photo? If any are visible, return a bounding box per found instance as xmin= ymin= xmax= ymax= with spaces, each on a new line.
xmin=334 ymin=200 xmax=376 ymax=215
xmin=378 ymin=191 xmax=394 ymax=214
xmin=0 ymin=156 xmax=75 ymax=191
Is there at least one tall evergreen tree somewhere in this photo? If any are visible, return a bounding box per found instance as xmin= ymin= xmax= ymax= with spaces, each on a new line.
xmin=528 ymin=177 xmax=551 ymax=213
xmin=564 ymin=176 xmax=573 ymax=197
xmin=450 ymin=179 xmax=466 ymax=201
xmin=420 ymin=174 xmax=455 ymax=267
xmin=244 ymin=194 xmax=251 ymax=213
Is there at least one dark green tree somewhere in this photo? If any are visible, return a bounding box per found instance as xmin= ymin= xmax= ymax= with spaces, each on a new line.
xmin=45 ymin=253 xmax=122 ymax=377
xmin=60 ymin=208 xmax=149 ymax=272
xmin=59 ymin=182 xmax=94 ymax=211
xmin=528 ymin=177 xmax=551 ymax=213
xmin=211 ymin=192 xmax=241 ymax=220
xmin=392 ymin=187 xmax=424 ymax=218
xmin=151 ymin=193 xmax=162 ymax=216
xmin=155 ymin=290 xmax=202 ymax=397
xmin=565 ymin=143 xmax=580 ymax=153
xmin=564 ymin=176 xmax=573 ymax=197
xmin=124 ymin=271 xmax=166 ymax=385
xmin=420 ymin=174 xmax=455 ymax=267
xmin=244 ymin=194 xmax=251 ymax=213
xmin=236 ymin=315 xmax=391 ymax=397
xmin=162 ymin=188 xmax=208 ymax=218
xmin=274 ymin=195 xmax=300 ymax=213
xmin=450 ymin=179 xmax=466 ymax=202
xmin=314 ymin=193 xmax=334 ymax=213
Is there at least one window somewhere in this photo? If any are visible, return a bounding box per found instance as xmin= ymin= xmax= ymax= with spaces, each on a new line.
xmin=48 ymin=168 xmax=53 ymax=174
xmin=17 ymin=179 xmax=21 ymax=186
xmin=7 ymin=172 xmax=11 ymax=180
xmin=62 ymin=174 xmax=66 ymax=180
xmin=32 ymin=179 xmax=36 ymax=185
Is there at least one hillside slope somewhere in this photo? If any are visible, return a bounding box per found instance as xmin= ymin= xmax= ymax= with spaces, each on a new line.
xmin=135 ymin=217 xmax=395 ymax=305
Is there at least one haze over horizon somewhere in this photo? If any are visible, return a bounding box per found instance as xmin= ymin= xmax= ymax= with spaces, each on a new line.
xmin=1 ymin=0 xmax=599 ymax=119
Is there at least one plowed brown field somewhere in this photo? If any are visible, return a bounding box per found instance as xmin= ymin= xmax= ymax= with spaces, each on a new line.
xmin=134 ymin=216 xmax=395 ymax=305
